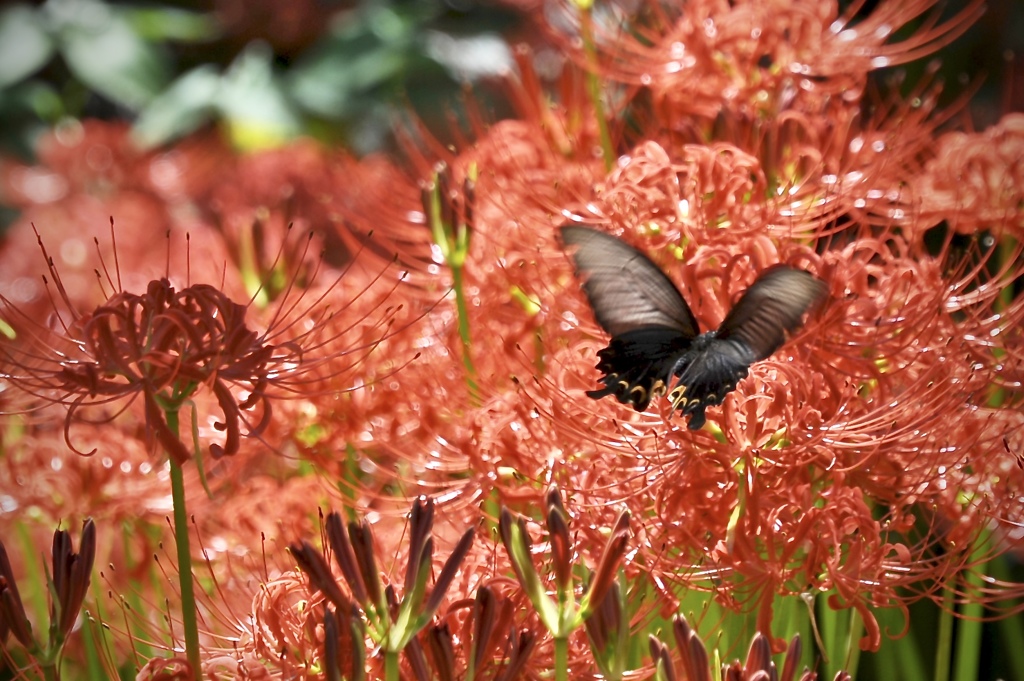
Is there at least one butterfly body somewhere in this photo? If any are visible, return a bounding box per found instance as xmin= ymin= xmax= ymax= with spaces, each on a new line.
xmin=561 ymin=225 xmax=825 ymax=430
xmin=589 ymin=328 xmax=755 ymax=430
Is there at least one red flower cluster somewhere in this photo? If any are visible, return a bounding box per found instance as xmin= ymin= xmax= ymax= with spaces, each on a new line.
xmin=0 ymin=0 xmax=1022 ymax=677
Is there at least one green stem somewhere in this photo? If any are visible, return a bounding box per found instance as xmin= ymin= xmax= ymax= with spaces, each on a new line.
xmin=451 ymin=265 xmax=480 ymax=399
xmin=384 ymin=649 xmax=400 ymax=681
xmin=238 ymin=223 xmax=265 ymax=306
xmin=953 ymin=539 xmax=989 ymax=681
xmin=121 ymin=523 xmax=154 ymax=662
xmin=167 ymin=409 xmax=202 ymax=678
xmin=555 ymin=635 xmax=569 ymax=681
xmin=40 ymin=661 xmax=58 ymax=681
xmin=817 ymin=594 xmax=839 ymax=674
xmin=992 ymin=556 xmax=1024 ymax=680
xmin=80 ymin=610 xmax=104 ymax=681
xmin=843 ymin=608 xmax=863 ymax=681
xmin=578 ymin=4 xmax=614 ymax=171
xmin=16 ymin=523 xmax=48 ymax=632
xmin=935 ymin=589 xmax=955 ymax=681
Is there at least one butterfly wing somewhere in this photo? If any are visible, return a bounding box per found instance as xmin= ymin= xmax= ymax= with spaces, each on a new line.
xmin=561 ymin=226 xmax=699 ymax=411
xmin=560 ymin=226 xmax=699 ymax=338
xmin=715 ymin=265 xmax=826 ymax=361
xmin=666 ymin=265 xmax=825 ymax=429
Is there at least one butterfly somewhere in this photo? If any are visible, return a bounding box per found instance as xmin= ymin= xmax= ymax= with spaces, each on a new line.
xmin=560 ymin=225 xmax=826 ymax=430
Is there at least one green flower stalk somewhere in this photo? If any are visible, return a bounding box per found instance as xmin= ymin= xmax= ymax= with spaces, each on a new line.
xmin=424 ymin=162 xmax=478 ymax=396
xmin=0 ymin=519 xmax=96 ymax=681
xmin=584 ymin=578 xmax=629 ymax=681
xmin=291 ymin=498 xmax=474 ymax=681
xmin=499 ymin=486 xmax=630 ymax=681
xmin=572 ymin=0 xmax=614 ymax=171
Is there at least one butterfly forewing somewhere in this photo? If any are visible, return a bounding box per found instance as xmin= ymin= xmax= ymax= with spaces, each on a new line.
xmin=560 ymin=226 xmax=700 ymax=338
xmin=715 ymin=265 xmax=827 ymax=361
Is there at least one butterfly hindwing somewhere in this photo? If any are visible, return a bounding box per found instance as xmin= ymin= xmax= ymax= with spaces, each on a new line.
xmin=715 ymin=265 xmax=827 ymax=361
xmin=586 ymin=327 xmax=694 ymax=411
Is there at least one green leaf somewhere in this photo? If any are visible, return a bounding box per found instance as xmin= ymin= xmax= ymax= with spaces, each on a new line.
xmin=288 ymin=34 xmax=408 ymax=118
xmin=216 ymin=43 xmax=302 ymax=150
xmin=0 ymin=81 xmax=66 ymax=160
xmin=132 ymin=65 xmax=220 ymax=148
xmin=286 ymin=4 xmax=427 ymax=119
xmin=55 ymin=0 xmax=169 ymax=109
xmin=0 ymin=5 xmax=54 ymax=89
xmin=121 ymin=7 xmax=219 ymax=42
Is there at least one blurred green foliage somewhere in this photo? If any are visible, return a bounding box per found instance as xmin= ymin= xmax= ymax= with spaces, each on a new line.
xmin=0 ymin=0 xmax=522 ymax=157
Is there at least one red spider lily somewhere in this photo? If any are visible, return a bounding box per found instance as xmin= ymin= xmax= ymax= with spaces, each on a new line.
xmin=411 ymin=1 xmax=1021 ymax=654
xmin=2 ymin=0 xmax=1021 ymax=676
xmin=0 ymin=222 xmax=410 ymax=465
xmin=509 ymin=169 xmax=1023 ymax=648
xmin=334 ymin=4 xmax=1019 ymax=656
xmin=247 ymin=570 xmax=326 ymax=676
xmin=913 ymin=113 xmax=1024 ymax=235
xmin=544 ymin=0 xmax=982 ymax=118
xmin=134 ymin=656 xmax=193 ymax=681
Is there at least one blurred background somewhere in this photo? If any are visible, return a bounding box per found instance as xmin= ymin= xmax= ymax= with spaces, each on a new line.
xmin=0 ymin=0 xmax=538 ymax=163
xmin=0 ymin=0 xmax=1020 ymax=166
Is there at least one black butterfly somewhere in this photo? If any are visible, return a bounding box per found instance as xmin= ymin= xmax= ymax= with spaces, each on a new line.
xmin=561 ymin=225 xmax=826 ymax=430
